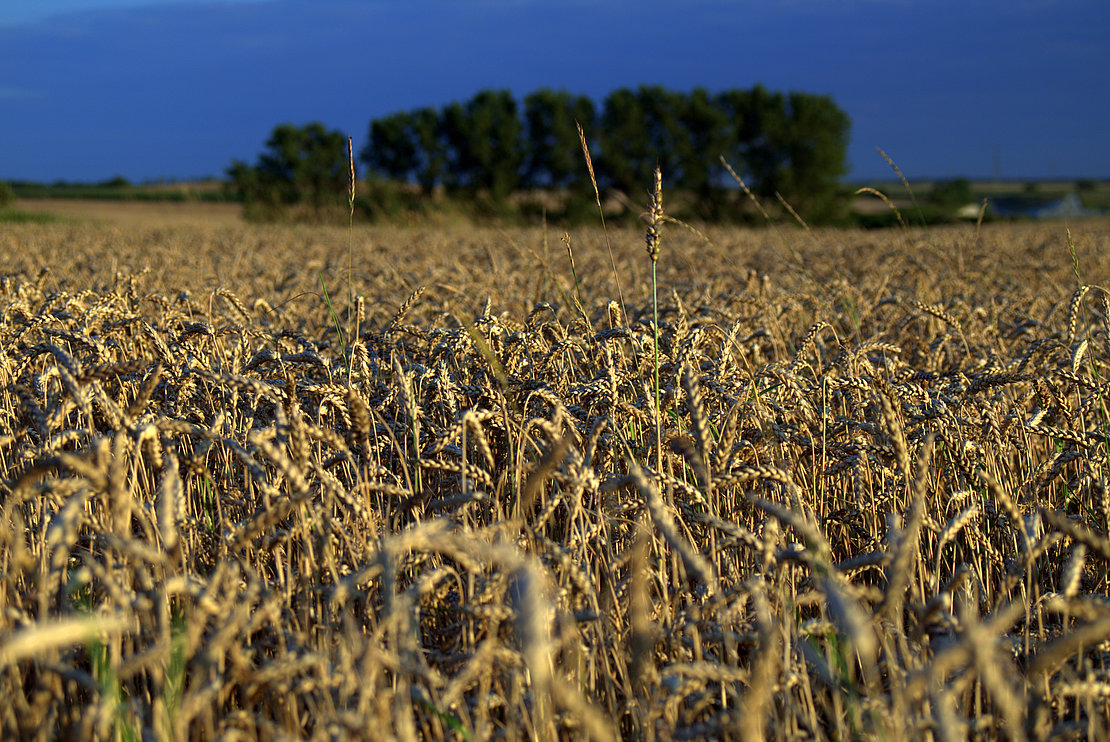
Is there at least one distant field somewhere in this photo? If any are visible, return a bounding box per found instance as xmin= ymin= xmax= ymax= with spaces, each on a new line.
xmin=10 ymin=198 xmax=244 ymax=228
xmin=11 ymin=175 xmax=1110 ymax=228
xmin=2 ymin=214 xmax=1110 ymax=739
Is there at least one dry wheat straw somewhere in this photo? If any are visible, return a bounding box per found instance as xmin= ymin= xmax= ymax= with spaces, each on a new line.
xmin=3 ymin=213 xmax=1110 ymax=739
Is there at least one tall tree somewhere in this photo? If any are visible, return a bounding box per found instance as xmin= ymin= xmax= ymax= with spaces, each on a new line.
xmin=523 ymin=89 xmax=596 ymax=188
xmin=782 ymin=91 xmax=850 ymax=218
xmin=261 ymin=123 xmax=349 ymax=208
xmin=600 ymin=86 xmax=690 ymax=195
xmin=441 ymin=90 xmax=523 ymax=200
xmin=740 ymin=86 xmax=790 ymax=199
xmin=412 ymin=106 xmax=449 ymax=194
xmin=354 ymin=84 xmax=852 ymax=222
xmin=0 ymin=179 xmax=15 ymax=209
xmin=675 ymin=87 xmax=731 ymax=212
xmin=228 ymin=122 xmax=349 ymax=219
xmin=717 ymin=85 xmax=850 ymax=217
xmin=439 ymin=101 xmax=469 ymax=192
xmin=714 ymin=88 xmax=749 ymax=181
xmin=363 ymin=111 xmax=418 ymax=183
xmin=638 ymin=86 xmax=686 ymax=182
xmin=598 ymin=87 xmax=649 ymax=194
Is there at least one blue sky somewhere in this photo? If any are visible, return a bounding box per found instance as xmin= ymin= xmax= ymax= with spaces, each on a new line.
xmin=1 ymin=0 xmax=1108 ymax=183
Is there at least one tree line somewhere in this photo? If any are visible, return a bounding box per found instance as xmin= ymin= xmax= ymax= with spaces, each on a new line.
xmin=227 ymin=85 xmax=851 ymax=222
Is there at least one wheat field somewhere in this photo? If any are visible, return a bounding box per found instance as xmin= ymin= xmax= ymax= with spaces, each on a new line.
xmin=2 ymin=213 xmax=1110 ymax=740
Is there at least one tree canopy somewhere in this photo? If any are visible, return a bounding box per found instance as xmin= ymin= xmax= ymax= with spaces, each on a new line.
xmin=227 ymin=122 xmax=350 ymax=220
xmin=229 ymin=86 xmax=851 ymax=222
xmin=361 ymin=85 xmax=850 ymax=217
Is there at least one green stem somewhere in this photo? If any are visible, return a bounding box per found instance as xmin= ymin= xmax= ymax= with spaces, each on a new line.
xmin=652 ymin=260 xmax=662 ymax=472
xmin=319 ymin=273 xmax=351 ymax=377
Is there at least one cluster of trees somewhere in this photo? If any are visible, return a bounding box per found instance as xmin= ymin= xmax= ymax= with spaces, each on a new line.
xmin=227 ymin=123 xmax=351 ymax=220
xmin=227 ymin=85 xmax=851 ymax=222
xmin=365 ymin=86 xmax=849 ymax=218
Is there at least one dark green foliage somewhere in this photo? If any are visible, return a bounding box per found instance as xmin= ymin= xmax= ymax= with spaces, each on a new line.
xmin=677 ymin=89 xmax=731 ymax=192
xmin=716 ymin=86 xmax=850 ymax=221
xmin=364 ymin=112 xmax=419 ymax=184
xmin=353 ymin=85 xmax=852 ymax=222
xmin=717 ymin=87 xmax=775 ymax=195
xmin=362 ymin=108 xmax=451 ymax=196
xmin=443 ymin=90 xmax=524 ymax=200
xmin=599 ymin=86 xmax=690 ymax=196
xmin=228 ymin=122 xmax=349 ymax=220
xmin=780 ymin=91 xmax=851 ymax=220
xmin=929 ymin=178 xmax=973 ymax=211
xmin=523 ymin=89 xmax=596 ymax=188
xmin=594 ymin=88 xmax=646 ymax=196
xmin=359 ymin=178 xmax=428 ymax=222
xmin=99 ymin=175 xmax=131 ymax=188
xmin=412 ymin=107 xmax=450 ymax=194
xmin=676 ymin=88 xmax=733 ymax=218
xmin=0 ymin=180 xmax=14 ymax=209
